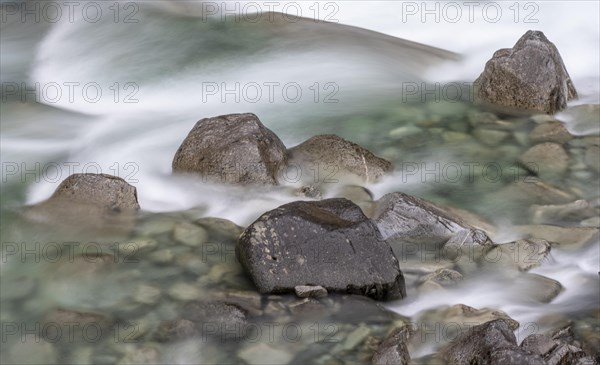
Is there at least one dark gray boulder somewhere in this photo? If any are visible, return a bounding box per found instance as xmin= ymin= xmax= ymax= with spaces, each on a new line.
xmin=441 ymin=319 xmax=546 ymax=365
xmin=172 ymin=113 xmax=287 ymax=185
xmin=475 ymin=30 xmax=577 ymax=114
xmin=372 ymin=192 xmax=491 ymax=245
xmin=287 ymin=134 xmax=393 ymax=184
xmin=236 ymin=198 xmax=406 ymax=301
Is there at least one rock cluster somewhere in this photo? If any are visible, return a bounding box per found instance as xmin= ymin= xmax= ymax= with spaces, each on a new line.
xmin=172 ymin=113 xmax=393 ymax=185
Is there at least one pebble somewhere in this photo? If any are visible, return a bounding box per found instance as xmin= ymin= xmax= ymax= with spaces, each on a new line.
xmin=168 ymin=283 xmax=201 ymax=301
xmin=173 ymin=222 xmax=208 ymax=247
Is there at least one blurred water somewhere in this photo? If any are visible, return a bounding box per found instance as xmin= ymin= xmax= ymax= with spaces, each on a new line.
xmin=1 ymin=1 xmax=599 ymax=362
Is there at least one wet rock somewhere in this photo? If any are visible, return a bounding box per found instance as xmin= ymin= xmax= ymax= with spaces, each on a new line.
xmin=196 ymin=217 xmax=244 ymax=240
xmin=520 ymin=142 xmax=569 ymax=178
xmin=46 ymin=173 xmax=139 ymax=211
xmin=372 ymin=326 xmax=411 ymax=365
xmin=475 ymin=30 xmax=577 ymax=114
xmin=25 ymin=173 xmax=139 ymax=234
xmin=295 ymin=285 xmax=328 ymax=298
xmin=473 ymin=128 xmax=509 ymax=146
xmin=43 ymin=308 xmax=113 ymax=343
xmin=517 ymin=273 xmax=563 ymax=303
xmin=529 ymin=200 xmax=596 ymax=225
xmin=530 ymin=121 xmax=573 ymax=144
xmin=418 ymin=268 xmax=463 ymax=286
xmin=238 ymin=343 xmax=293 ymax=365
xmin=167 ymin=283 xmax=201 ymax=301
xmin=237 ymin=198 xmax=405 ymax=301
xmin=172 ymin=113 xmax=287 ymax=185
xmin=500 ymin=180 xmax=577 ymax=205
xmin=419 ymin=304 xmax=520 ymax=335
xmin=521 ymin=328 xmax=593 ymax=365
xmin=155 ymin=319 xmax=198 ymax=342
xmin=295 ymin=185 xmax=323 ymax=199
xmin=333 ymin=325 xmax=372 ymax=353
xmin=372 ymin=192 xmax=491 ymax=245
xmin=489 ymin=239 xmax=551 ymax=271
xmin=287 ymin=134 xmax=393 ymax=184
xmin=441 ymin=319 xmax=545 ymax=365
xmin=132 ymin=285 xmax=161 ymax=305
xmin=515 ymin=225 xmax=599 ymax=249
xmin=173 ymin=222 xmax=208 ymax=247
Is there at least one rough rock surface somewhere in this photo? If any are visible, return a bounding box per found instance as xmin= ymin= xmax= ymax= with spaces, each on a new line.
xmin=42 ymin=173 xmax=139 ymax=212
xmin=372 ymin=192 xmax=491 ymax=245
xmin=24 ymin=173 xmax=139 ymax=235
xmin=475 ymin=30 xmax=577 ymax=114
xmin=372 ymin=326 xmax=411 ymax=365
xmin=237 ymin=198 xmax=406 ymax=301
xmin=288 ymin=134 xmax=393 ymax=183
xmin=172 ymin=113 xmax=287 ymax=185
xmin=441 ymin=319 xmax=546 ymax=364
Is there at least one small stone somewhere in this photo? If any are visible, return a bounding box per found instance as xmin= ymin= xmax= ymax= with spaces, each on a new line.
xmin=118 ymin=346 xmax=160 ymax=365
xmin=491 ymin=239 xmax=551 ymax=271
xmin=515 ymin=225 xmax=598 ymax=249
xmin=473 ymin=128 xmax=509 ymax=146
xmin=442 ymin=131 xmax=470 ymax=143
xmin=517 ymin=273 xmax=564 ymax=303
xmin=155 ymin=319 xmax=197 ymax=342
xmin=148 ymin=249 xmax=174 ymax=264
xmin=133 ymin=285 xmax=161 ymax=305
xmin=389 ymin=125 xmax=423 ymax=139
xmin=294 ymin=285 xmax=328 ymax=298
xmin=372 ymin=326 xmax=411 ymax=365
xmin=173 ymin=222 xmax=208 ymax=247
xmin=529 ymin=200 xmax=595 ymax=224
xmin=530 ymin=122 xmax=573 ymax=144
xmin=419 ymin=268 xmax=463 ymax=286
xmin=238 ymin=343 xmax=293 ymax=365
xmin=118 ymin=238 xmax=157 ymax=256
xmin=581 ymin=217 xmax=600 ymax=227
xmin=287 ymin=134 xmax=393 ymax=184
xmin=520 ymin=142 xmax=569 ymax=178
xmin=168 ymin=283 xmax=201 ymax=302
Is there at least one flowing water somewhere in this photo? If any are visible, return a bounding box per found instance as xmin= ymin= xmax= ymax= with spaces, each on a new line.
xmin=1 ymin=1 xmax=599 ymax=364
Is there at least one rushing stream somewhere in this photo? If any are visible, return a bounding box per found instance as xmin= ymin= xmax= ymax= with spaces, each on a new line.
xmin=1 ymin=1 xmax=599 ymax=364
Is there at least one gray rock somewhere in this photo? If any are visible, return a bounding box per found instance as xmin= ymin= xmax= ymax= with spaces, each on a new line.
xmin=475 ymin=30 xmax=577 ymax=114
xmin=515 ymin=225 xmax=599 ymax=249
xmin=49 ymin=173 xmax=140 ymax=212
xmin=517 ymin=273 xmax=564 ymax=303
xmin=237 ymin=198 xmax=406 ymax=301
xmin=419 ymin=268 xmax=464 ymax=286
xmin=372 ymin=192 xmax=491 ymax=245
xmin=287 ymin=134 xmax=393 ymax=184
xmin=500 ymin=180 xmax=576 ymax=205
xmin=25 ymin=173 xmax=140 ymax=235
xmin=372 ymin=326 xmax=411 ymax=365
xmin=489 ymin=239 xmax=551 ymax=271
xmin=530 ymin=122 xmax=573 ymax=144
xmin=294 ymin=285 xmax=328 ymax=298
xmin=172 ymin=113 xmax=287 ymax=185
xmin=529 ymin=200 xmax=596 ymax=225
xmin=520 ymin=142 xmax=570 ymax=178
xmin=441 ymin=319 xmax=545 ymax=365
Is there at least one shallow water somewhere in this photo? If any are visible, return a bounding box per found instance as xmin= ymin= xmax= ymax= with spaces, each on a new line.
xmin=1 ymin=1 xmax=599 ymax=364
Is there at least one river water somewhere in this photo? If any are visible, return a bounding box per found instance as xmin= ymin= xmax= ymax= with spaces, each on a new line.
xmin=1 ymin=1 xmax=599 ymax=364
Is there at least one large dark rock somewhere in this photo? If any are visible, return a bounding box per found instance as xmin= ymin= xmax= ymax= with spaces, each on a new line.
xmin=236 ymin=198 xmax=406 ymax=301
xmin=287 ymin=134 xmax=393 ymax=184
xmin=372 ymin=192 xmax=491 ymax=245
xmin=172 ymin=113 xmax=287 ymax=185
xmin=475 ymin=30 xmax=577 ymax=114
xmin=441 ymin=319 xmax=545 ymax=365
